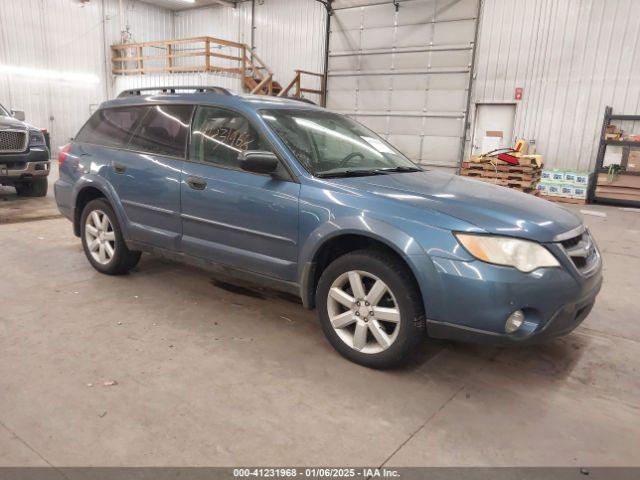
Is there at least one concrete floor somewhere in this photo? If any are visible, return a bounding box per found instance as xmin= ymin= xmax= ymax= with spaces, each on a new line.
xmin=1 ymin=171 xmax=640 ymax=467
xmin=0 ymin=163 xmax=61 ymax=225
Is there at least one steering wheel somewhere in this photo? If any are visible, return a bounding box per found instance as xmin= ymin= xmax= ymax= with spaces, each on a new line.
xmin=340 ymin=151 xmax=365 ymax=166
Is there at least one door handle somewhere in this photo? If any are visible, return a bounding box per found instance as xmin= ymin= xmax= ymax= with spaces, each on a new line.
xmin=113 ymin=162 xmax=126 ymax=174
xmin=187 ymin=176 xmax=207 ymax=190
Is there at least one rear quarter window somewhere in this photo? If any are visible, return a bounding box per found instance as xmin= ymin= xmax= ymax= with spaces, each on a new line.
xmin=76 ymin=107 xmax=144 ymax=148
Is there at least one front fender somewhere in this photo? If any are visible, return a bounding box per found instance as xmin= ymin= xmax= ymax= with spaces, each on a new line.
xmin=71 ymin=175 xmax=130 ymax=240
xmin=300 ymin=215 xmax=427 ymax=262
xmin=298 ymin=216 xmax=446 ymax=320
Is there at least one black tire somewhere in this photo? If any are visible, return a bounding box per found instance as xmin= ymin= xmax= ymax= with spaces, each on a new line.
xmin=15 ymin=178 xmax=48 ymax=197
xmin=80 ymin=198 xmax=141 ymax=275
xmin=316 ymin=249 xmax=425 ymax=369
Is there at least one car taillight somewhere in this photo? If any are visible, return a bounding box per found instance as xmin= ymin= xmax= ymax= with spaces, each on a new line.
xmin=58 ymin=143 xmax=72 ymax=166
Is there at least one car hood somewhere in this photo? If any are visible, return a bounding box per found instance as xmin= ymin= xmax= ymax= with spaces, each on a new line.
xmin=329 ymin=170 xmax=582 ymax=243
xmin=0 ymin=115 xmax=28 ymax=130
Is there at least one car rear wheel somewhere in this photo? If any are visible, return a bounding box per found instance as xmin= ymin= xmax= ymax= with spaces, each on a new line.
xmin=15 ymin=178 xmax=48 ymax=197
xmin=80 ymin=198 xmax=141 ymax=275
xmin=316 ymin=249 xmax=425 ymax=369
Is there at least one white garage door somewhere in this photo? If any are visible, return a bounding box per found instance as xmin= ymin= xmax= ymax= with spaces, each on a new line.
xmin=326 ymin=0 xmax=479 ymax=169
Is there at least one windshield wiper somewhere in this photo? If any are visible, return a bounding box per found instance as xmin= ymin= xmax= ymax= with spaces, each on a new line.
xmin=315 ymin=166 xmax=423 ymax=178
xmin=372 ymin=166 xmax=423 ymax=173
xmin=315 ymin=169 xmax=390 ymax=179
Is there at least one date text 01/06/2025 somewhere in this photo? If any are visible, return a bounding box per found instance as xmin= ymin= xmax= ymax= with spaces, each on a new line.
xmin=232 ymin=467 xmax=400 ymax=478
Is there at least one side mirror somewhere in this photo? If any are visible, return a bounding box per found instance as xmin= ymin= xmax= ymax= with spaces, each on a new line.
xmin=11 ymin=109 xmax=25 ymax=121
xmin=238 ymin=150 xmax=279 ymax=175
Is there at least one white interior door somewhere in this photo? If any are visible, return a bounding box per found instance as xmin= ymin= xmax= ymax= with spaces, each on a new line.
xmin=472 ymin=103 xmax=516 ymax=155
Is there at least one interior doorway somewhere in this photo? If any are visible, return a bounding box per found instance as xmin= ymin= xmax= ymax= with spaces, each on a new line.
xmin=472 ymin=103 xmax=517 ymax=155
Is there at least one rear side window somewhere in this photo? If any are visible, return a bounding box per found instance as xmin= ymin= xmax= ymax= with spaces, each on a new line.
xmin=128 ymin=105 xmax=194 ymax=157
xmin=76 ymin=107 xmax=144 ymax=148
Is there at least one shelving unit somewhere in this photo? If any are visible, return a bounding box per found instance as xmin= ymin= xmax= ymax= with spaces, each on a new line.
xmin=588 ymin=106 xmax=640 ymax=207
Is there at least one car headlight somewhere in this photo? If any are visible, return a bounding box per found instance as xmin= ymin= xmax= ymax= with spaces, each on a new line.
xmin=29 ymin=130 xmax=46 ymax=147
xmin=455 ymin=233 xmax=560 ymax=273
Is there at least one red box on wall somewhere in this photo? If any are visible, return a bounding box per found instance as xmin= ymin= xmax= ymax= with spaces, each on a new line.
xmin=515 ymin=87 xmax=523 ymax=100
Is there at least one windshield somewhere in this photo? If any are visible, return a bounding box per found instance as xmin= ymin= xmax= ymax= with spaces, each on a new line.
xmin=260 ymin=109 xmax=421 ymax=177
xmin=0 ymin=103 xmax=9 ymax=117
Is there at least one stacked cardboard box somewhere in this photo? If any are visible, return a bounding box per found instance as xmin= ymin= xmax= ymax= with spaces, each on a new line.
xmin=627 ymin=149 xmax=640 ymax=173
xmin=538 ymin=169 xmax=591 ymax=204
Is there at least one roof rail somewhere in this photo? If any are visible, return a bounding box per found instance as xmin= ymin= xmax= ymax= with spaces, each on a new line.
xmin=117 ymin=86 xmax=233 ymax=98
xmin=290 ymin=97 xmax=317 ymax=105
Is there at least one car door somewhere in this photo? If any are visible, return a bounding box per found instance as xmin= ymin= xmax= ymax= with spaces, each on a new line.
xmin=180 ymin=105 xmax=300 ymax=281
xmin=109 ymin=104 xmax=194 ymax=251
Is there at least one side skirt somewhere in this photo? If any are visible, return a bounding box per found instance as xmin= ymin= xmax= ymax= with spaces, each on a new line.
xmin=128 ymin=240 xmax=302 ymax=299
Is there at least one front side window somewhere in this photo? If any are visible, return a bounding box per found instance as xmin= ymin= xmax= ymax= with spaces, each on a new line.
xmin=76 ymin=107 xmax=145 ymax=148
xmin=260 ymin=109 xmax=420 ymax=177
xmin=190 ymin=106 xmax=272 ymax=169
xmin=128 ymin=105 xmax=194 ymax=157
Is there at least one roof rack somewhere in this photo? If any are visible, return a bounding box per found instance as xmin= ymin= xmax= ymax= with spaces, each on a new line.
xmin=117 ymin=86 xmax=233 ymax=98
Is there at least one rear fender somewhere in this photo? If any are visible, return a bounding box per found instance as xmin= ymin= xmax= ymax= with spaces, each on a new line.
xmin=71 ymin=175 xmax=130 ymax=240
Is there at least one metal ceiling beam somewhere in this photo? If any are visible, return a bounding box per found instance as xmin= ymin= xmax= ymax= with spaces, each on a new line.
xmin=211 ymin=0 xmax=236 ymax=6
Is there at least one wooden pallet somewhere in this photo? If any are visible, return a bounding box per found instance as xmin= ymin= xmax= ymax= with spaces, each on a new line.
xmin=461 ymin=168 xmax=541 ymax=182
xmin=467 ymin=155 xmax=542 ymax=167
xmin=462 ymin=162 xmax=543 ymax=174
xmin=540 ymin=195 xmax=586 ymax=205
xmin=472 ymin=176 xmax=540 ymax=192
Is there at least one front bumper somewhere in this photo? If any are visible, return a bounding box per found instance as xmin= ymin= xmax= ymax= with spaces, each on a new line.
xmin=1 ymin=147 xmax=50 ymax=184
xmin=424 ymin=250 xmax=603 ymax=345
xmin=0 ymin=160 xmax=51 ymax=182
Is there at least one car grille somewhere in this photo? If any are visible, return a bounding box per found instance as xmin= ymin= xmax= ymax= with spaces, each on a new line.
xmin=559 ymin=229 xmax=599 ymax=275
xmin=0 ymin=130 xmax=28 ymax=154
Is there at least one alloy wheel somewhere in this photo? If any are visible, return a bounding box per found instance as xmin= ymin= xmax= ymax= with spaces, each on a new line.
xmin=326 ymin=270 xmax=401 ymax=354
xmin=85 ymin=209 xmax=116 ymax=265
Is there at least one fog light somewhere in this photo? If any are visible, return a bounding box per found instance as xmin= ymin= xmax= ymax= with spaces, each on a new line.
xmin=505 ymin=310 xmax=525 ymax=333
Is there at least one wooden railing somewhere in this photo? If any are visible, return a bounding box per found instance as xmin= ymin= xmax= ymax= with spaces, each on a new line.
xmin=111 ymin=36 xmax=325 ymax=102
xmin=278 ymin=69 xmax=325 ymax=104
xmin=111 ymin=37 xmax=247 ymax=76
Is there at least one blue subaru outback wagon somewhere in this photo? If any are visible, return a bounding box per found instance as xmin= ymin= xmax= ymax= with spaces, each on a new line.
xmin=55 ymin=87 xmax=602 ymax=368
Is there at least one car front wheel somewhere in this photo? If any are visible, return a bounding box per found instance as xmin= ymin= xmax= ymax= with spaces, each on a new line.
xmin=316 ymin=249 xmax=425 ymax=369
xmin=80 ymin=198 xmax=141 ymax=275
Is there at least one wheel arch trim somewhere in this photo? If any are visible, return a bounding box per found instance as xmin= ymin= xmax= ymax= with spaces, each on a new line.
xmin=71 ymin=176 xmax=129 ymax=240
xmin=298 ymin=216 xmax=444 ymax=318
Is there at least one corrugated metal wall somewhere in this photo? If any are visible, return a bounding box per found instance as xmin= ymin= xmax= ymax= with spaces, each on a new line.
xmin=471 ymin=0 xmax=640 ymax=171
xmin=0 ymin=0 xmax=173 ymax=153
xmin=0 ymin=0 xmax=326 ymax=154
xmin=174 ymin=2 xmax=248 ymax=43
xmin=104 ymin=0 xmax=174 ymax=46
xmin=0 ymin=0 xmax=103 ymax=152
xmin=173 ymin=0 xmax=327 ymax=100
xmin=167 ymin=4 xmax=250 ymax=93
xmin=252 ymin=0 xmax=326 ymax=98
xmin=105 ymin=0 xmax=175 ymax=99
